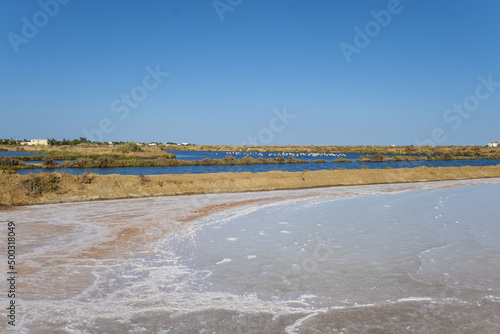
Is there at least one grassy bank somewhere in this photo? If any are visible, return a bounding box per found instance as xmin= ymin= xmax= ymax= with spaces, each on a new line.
xmin=164 ymin=144 xmax=500 ymax=157
xmin=2 ymin=143 xmax=499 ymax=158
xmin=1 ymin=165 xmax=500 ymax=207
xmin=1 ymin=155 xmax=310 ymax=171
xmin=355 ymin=153 xmax=500 ymax=162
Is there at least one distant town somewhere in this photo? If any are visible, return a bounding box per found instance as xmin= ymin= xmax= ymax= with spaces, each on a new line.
xmin=0 ymin=138 xmax=194 ymax=147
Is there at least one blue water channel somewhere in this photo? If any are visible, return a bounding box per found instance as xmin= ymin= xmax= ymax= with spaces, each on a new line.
xmin=2 ymin=150 xmax=499 ymax=175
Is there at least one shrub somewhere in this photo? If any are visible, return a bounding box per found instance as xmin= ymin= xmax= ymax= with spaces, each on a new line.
xmin=464 ymin=150 xmax=480 ymax=157
xmin=222 ymin=155 xmax=237 ymax=165
xmin=71 ymin=157 xmax=94 ymax=168
xmin=154 ymin=157 xmax=172 ymax=166
xmin=96 ymin=156 xmax=115 ymax=168
xmin=43 ymin=156 xmax=56 ymax=167
xmin=2 ymin=167 xmax=17 ymax=174
xmin=116 ymin=142 xmax=142 ymax=153
xmin=273 ymin=157 xmax=286 ymax=164
xmin=22 ymin=175 xmax=43 ymax=196
xmin=370 ymin=153 xmax=385 ymax=162
xmin=404 ymin=146 xmax=417 ymax=154
xmin=200 ymin=158 xmax=215 ymax=166
xmin=332 ymin=158 xmax=352 ymax=163
xmin=441 ymin=152 xmax=454 ymax=160
xmin=78 ymin=170 xmax=94 ymax=184
xmin=46 ymin=174 xmax=60 ymax=190
xmin=240 ymin=156 xmax=255 ymax=165
xmin=0 ymin=157 xmax=24 ymax=166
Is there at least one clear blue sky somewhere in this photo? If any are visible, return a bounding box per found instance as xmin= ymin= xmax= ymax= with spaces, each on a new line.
xmin=1 ymin=0 xmax=499 ymax=145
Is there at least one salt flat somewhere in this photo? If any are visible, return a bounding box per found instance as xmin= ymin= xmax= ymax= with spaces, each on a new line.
xmin=2 ymin=178 xmax=500 ymax=333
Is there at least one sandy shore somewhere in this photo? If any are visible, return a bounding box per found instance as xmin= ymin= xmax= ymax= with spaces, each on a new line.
xmin=1 ymin=165 xmax=500 ymax=207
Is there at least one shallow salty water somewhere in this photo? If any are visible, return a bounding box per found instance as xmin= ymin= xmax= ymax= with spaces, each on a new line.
xmin=10 ymin=148 xmax=500 ymax=175
xmin=1 ymin=179 xmax=500 ymax=333
xmin=16 ymin=158 xmax=500 ymax=176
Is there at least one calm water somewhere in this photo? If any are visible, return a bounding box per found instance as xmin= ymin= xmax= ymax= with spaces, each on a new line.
xmin=0 ymin=151 xmax=45 ymax=157
xmin=4 ymin=149 xmax=499 ymax=175
xmin=166 ymin=150 xmax=427 ymax=162
xmin=4 ymin=180 xmax=500 ymax=333
xmin=166 ymin=150 xmax=364 ymax=161
xmin=17 ymin=158 xmax=500 ymax=175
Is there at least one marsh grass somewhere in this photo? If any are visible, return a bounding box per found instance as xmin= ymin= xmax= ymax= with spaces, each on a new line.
xmin=21 ymin=173 xmax=61 ymax=196
xmin=78 ymin=170 xmax=94 ymax=185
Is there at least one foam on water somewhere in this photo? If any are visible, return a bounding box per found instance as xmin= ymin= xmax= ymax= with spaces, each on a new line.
xmin=2 ymin=178 xmax=500 ymax=333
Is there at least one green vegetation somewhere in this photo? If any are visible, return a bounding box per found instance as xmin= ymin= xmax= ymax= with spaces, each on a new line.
xmin=1 ymin=138 xmax=24 ymax=145
xmin=1 ymin=141 xmax=499 ymax=172
xmin=0 ymin=157 xmax=25 ymax=166
xmin=48 ymin=137 xmax=92 ymax=145
xmin=21 ymin=174 xmax=60 ymax=196
xmin=2 ymin=149 xmax=499 ymax=171
xmin=441 ymin=152 xmax=454 ymax=160
xmin=116 ymin=142 xmax=143 ymax=153
xmin=78 ymin=170 xmax=94 ymax=185
xmin=0 ymin=154 xmax=310 ymax=170
xmin=11 ymin=151 xmax=176 ymax=163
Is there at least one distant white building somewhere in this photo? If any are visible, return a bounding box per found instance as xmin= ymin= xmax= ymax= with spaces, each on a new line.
xmin=488 ymin=142 xmax=498 ymax=148
xmin=21 ymin=139 xmax=48 ymax=146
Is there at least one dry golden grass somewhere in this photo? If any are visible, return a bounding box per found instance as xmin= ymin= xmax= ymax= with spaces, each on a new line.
xmin=1 ymin=165 xmax=500 ymax=207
